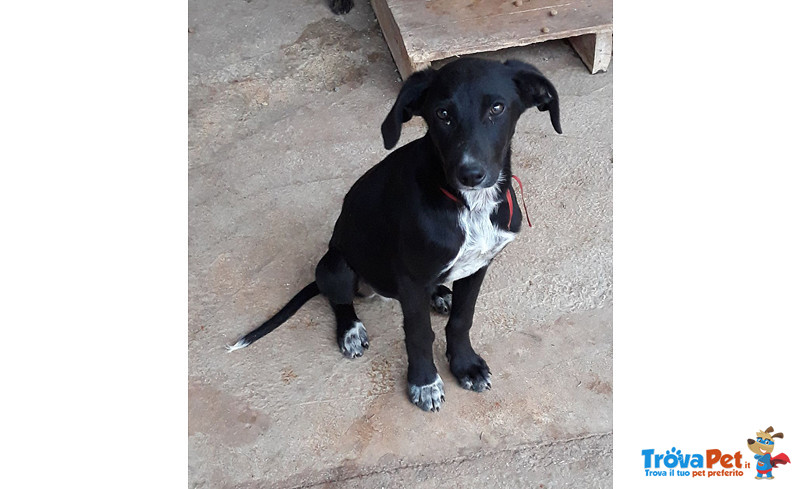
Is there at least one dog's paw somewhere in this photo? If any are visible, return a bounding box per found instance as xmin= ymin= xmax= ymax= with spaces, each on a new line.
xmin=339 ymin=321 xmax=369 ymax=358
xmin=449 ymin=353 xmax=492 ymax=392
xmin=408 ymin=374 xmax=445 ymax=412
xmin=430 ymin=286 xmax=452 ymax=315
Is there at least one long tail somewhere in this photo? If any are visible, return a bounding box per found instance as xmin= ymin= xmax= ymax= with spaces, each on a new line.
xmin=226 ymin=281 xmax=320 ymax=351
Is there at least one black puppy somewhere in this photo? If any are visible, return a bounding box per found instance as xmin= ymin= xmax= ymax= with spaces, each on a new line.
xmin=229 ymin=57 xmax=561 ymax=412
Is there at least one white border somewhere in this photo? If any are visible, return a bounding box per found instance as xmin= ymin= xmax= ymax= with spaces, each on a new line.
xmin=1 ymin=2 xmax=187 ymax=487
xmin=615 ymin=0 xmax=799 ymax=486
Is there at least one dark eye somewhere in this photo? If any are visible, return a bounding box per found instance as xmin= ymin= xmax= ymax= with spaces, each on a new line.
xmin=490 ymin=102 xmax=505 ymax=116
xmin=435 ymin=108 xmax=452 ymax=125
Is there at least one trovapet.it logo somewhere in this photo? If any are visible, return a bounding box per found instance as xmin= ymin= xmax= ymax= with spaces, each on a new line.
xmin=641 ymin=425 xmax=792 ymax=480
xmin=641 ymin=447 xmax=747 ymax=478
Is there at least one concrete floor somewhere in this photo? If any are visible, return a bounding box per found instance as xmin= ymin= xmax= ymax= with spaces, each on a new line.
xmin=189 ymin=1 xmax=612 ymax=488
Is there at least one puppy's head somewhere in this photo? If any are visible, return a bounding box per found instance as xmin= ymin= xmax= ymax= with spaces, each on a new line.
xmin=381 ymin=57 xmax=561 ymax=191
xmin=747 ymin=426 xmax=783 ymax=455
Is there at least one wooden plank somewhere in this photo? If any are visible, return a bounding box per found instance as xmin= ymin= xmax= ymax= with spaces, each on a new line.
xmin=569 ymin=31 xmax=612 ymax=73
xmin=371 ymin=0 xmax=612 ymax=78
xmin=370 ymin=0 xmax=427 ymax=78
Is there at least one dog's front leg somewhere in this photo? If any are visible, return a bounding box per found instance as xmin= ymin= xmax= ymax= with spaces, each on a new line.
xmin=445 ymin=266 xmax=492 ymax=392
xmin=398 ymin=279 xmax=445 ymax=412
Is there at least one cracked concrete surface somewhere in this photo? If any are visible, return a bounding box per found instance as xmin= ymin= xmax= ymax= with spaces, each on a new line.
xmin=189 ymin=1 xmax=612 ymax=487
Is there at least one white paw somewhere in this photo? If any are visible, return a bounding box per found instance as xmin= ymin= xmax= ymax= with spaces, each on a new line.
xmin=339 ymin=321 xmax=369 ymax=358
xmin=408 ymin=374 xmax=445 ymax=412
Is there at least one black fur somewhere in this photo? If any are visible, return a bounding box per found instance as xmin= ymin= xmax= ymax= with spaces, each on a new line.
xmin=230 ymin=57 xmax=561 ymax=411
xmin=329 ymin=0 xmax=354 ymax=15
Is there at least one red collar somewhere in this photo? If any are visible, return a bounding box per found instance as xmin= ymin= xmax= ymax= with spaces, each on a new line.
xmin=439 ymin=186 xmax=463 ymax=207
xmin=439 ymin=175 xmax=532 ymax=229
xmin=510 ymin=174 xmax=533 ymax=228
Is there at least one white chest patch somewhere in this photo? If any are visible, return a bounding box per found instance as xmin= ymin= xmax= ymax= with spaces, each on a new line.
xmin=440 ymin=185 xmax=516 ymax=283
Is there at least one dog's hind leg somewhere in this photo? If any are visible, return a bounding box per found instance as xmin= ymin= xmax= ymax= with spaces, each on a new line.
xmin=315 ymin=249 xmax=369 ymax=358
xmin=330 ymin=302 xmax=369 ymax=358
xmin=430 ymin=284 xmax=453 ymax=315
xmin=316 ymin=248 xmax=358 ymax=304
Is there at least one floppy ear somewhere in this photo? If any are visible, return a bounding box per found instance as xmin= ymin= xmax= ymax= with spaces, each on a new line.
xmin=773 ymin=432 xmax=784 ymax=439
xmin=505 ymin=59 xmax=562 ymax=134
xmin=381 ymin=69 xmax=435 ymax=150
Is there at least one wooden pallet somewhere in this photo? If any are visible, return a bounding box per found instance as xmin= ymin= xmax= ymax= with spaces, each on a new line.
xmin=370 ymin=0 xmax=612 ymax=79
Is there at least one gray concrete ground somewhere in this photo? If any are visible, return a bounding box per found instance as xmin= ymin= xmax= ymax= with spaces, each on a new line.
xmin=189 ymin=1 xmax=612 ymax=487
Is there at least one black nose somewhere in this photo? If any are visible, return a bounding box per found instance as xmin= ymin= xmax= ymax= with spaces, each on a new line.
xmin=457 ymin=166 xmax=486 ymax=187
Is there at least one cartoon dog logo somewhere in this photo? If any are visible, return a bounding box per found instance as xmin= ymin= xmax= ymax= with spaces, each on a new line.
xmin=747 ymin=426 xmax=791 ymax=480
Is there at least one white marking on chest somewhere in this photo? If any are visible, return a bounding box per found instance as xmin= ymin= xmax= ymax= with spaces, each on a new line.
xmin=440 ymin=185 xmax=516 ymax=283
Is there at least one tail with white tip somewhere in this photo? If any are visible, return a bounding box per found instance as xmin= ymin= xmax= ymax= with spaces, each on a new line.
xmin=227 ymin=282 xmax=320 ymax=351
